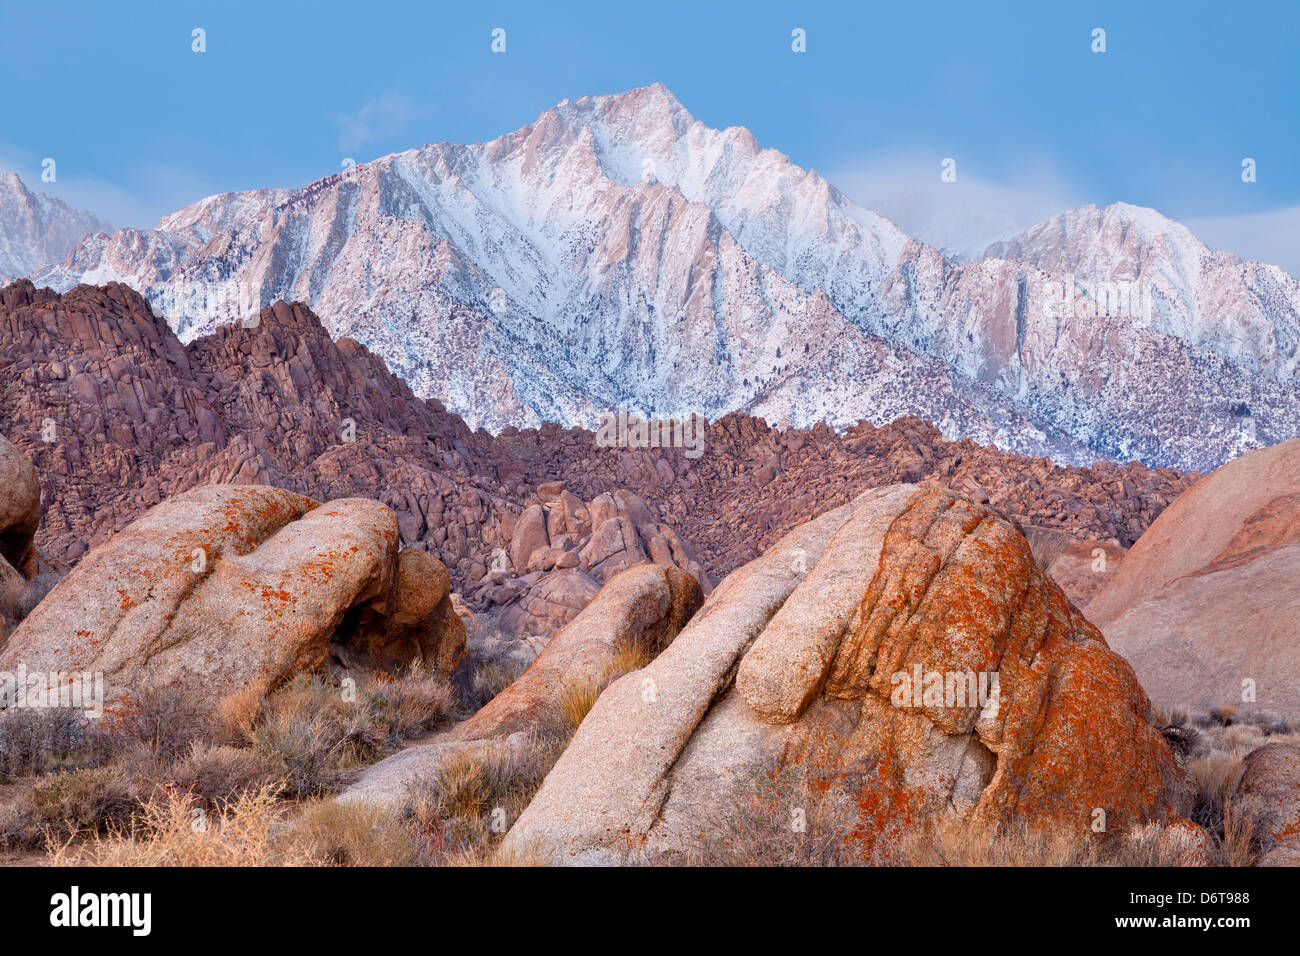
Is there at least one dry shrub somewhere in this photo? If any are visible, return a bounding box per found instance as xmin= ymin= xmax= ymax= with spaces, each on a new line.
xmin=1025 ymin=528 xmax=1071 ymax=576
xmin=1210 ymin=705 xmax=1239 ymax=727
xmin=99 ymin=684 xmax=217 ymax=763
xmin=402 ymin=733 xmax=567 ymax=863
xmin=651 ymin=764 xmax=876 ymax=866
xmin=361 ymin=664 xmax=456 ymax=739
xmin=279 ymin=799 xmax=418 ymax=866
xmin=10 ymin=766 xmax=140 ymax=849
xmin=1222 ymin=723 xmax=1267 ymax=753
xmin=163 ymin=742 xmax=283 ymax=810
xmin=467 ymin=659 xmax=526 ymax=710
xmin=246 ymin=676 xmax=387 ymax=798
xmin=0 ymin=706 xmax=86 ymax=778
xmin=50 ymin=784 xmax=306 ymax=867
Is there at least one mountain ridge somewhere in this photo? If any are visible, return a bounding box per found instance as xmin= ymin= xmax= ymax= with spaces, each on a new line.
xmin=20 ymin=84 xmax=1300 ymax=470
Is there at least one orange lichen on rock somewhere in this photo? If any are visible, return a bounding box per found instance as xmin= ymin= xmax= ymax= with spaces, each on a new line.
xmin=0 ymin=485 xmax=464 ymax=702
xmin=503 ymin=485 xmax=1189 ymax=865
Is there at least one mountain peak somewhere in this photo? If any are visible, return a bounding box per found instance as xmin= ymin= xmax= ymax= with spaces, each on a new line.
xmin=20 ymin=87 xmax=1300 ymax=472
xmin=0 ymin=172 xmax=110 ymax=281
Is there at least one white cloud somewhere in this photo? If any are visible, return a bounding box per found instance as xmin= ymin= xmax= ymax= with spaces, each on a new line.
xmin=335 ymin=93 xmax=433 ymax=152
xmin=826 ymin=152 xmax=1300 ymax=277
xmin=825 ymin=152 xmax=1084 ymax=261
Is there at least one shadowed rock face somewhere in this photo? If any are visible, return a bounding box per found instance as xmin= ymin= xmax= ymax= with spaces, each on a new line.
xmin=0 ymin=435 xmax=39 ymax=577
xmin=0 ymin=484 xmax=464 ymax=700
xmin=1087 ymin=439 xmax=1300 ymax=716
xmin=503 ymin=486 xmax=1187 ymax=864
xmin=0 ymin=436 xmax=57 ymax=640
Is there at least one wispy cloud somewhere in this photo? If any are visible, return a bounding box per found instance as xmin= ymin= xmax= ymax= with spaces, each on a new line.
xmin=335 ymin=93 xmax=434 ymax=153
xmin=825 ymin=152 xmax=1083 ymax=261
xmin=826 ymin=152 xmax=1300 ymax=277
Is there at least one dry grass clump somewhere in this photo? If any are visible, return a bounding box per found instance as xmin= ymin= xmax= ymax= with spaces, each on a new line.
xmin=643 ymin=757 xmax=1264 ymax=868
xmin=50 ymin=785 xmax=423 ymax=867
xmin=464 ymin=658 xmax=527 ymax=711
xmin=0 ymin=766 xmax=139 ymax=850
xmin=0 ymin=666 xmax=457 ymax=857
xmin=555 ymin=676 xmax=603 ymax=732
xmin=232 ymin=669 xmax=457 ymax=799
xmin=401 ymin=733 xmax=568 ymax=864
xmin=608 ymin=637 xmax=657 ymax=677
xmin=892 ymin=816 xmax=1107 ymax=866
xmin=278 ymin=799 xmax=420 ymax=866
xmin=50 ymin=784 xmax=306 ymax=867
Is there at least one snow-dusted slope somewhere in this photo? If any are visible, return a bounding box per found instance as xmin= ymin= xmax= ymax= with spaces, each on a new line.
xmin=0 ymin=172 xmax=110 ymax=282
xmin=28 ymin=85 xmax=1300 ymax=469
xmin=984 ymin=202 xmax=1300 ymax=379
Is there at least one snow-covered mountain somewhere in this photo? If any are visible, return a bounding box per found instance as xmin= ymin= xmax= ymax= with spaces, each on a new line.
xmin=28 ymin=85 xmax=1300 ymax=469
xmin=0 ymin=172 xmax=110 ymax=283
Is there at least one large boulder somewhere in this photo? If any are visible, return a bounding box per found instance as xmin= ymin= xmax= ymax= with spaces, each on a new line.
xmin=1235 ymin=744 xmax=1300 ymax=866
xmin=0 ymin=436 xmax=44 ymax=640
xmin=1086 ymin=439 xmax=1300 ymax=716
xmin=494 ymin=570 xmax=602 ymax=638
xmin=503 ymin=486 xmax=1186 ymax=864
xmin=335 ymin=547 xmax=465 ymax=676
xmin=0 ymin=435 xmax=40 ymax=578
xmin=0 ymin=484 xmax=463 ymax=701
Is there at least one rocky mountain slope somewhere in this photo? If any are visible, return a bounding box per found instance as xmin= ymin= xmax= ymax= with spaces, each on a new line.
xmin=0 ymin=172 xmax=109 ymax=284
xmin=0 ymin=281 xmax=1197 ymax=627
xmin=27 ymin=86 xmax=1300 ymax=470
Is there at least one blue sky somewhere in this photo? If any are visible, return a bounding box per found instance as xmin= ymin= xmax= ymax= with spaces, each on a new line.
xmin=3 ymin=0 xmax=1297 ymax=267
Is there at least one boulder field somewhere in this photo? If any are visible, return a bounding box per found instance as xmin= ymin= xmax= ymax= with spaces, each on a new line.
xmin=502 ymin=485 xmax=1191 ymax=864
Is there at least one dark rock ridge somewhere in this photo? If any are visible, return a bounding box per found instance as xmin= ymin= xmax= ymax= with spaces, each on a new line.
xmin=1 ymin=280 xmax=1197 ymax=627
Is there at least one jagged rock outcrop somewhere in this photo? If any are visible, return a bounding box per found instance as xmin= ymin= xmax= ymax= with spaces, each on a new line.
xmin=1087 ymin=439 xmax=1300 ymax=716
xmin=1235 ymin=744 xmax=1300 ymax=866
xmin=481 ymin=484 xmax=709 ymax=637
xmin=503 ymin=486 xmax=1187 ymax=864
xmin=1 ymin=280 xmax=1197 ymax=646
xmin=0 ymin=485 xmax=465 ymax=700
